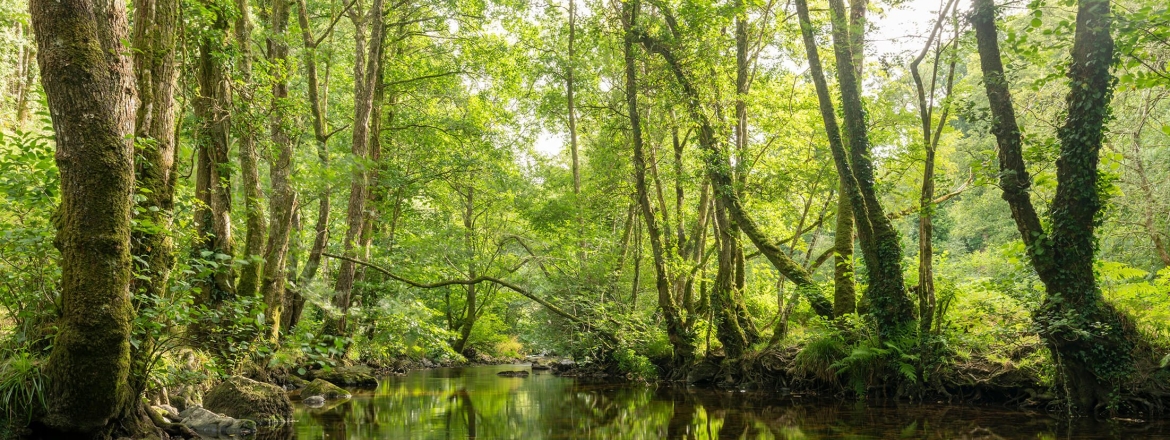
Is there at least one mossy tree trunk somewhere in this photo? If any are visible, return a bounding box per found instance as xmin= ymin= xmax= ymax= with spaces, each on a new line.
xmin=128 ymin=0 xmax=180 ymax=396
xmin=972 ymin=0 xmax=1141 ymax=411
xmin=235 ymin=0 xmax=266 ymax=300
xmin=30 ymin=0 xmax=138 ymax=435
xmin=194 ymin=4 xmax=237 ymax=305
xmin=622 ymin=0 xmax=697 ymax=371
xmin=832 ymin=0 xmax=866 ymax=318
xmin=329 ymin=0 xmax=385 ymax=336
xmin=712 ymin=199 xmax=752 ymax=358
xmin=794 ymin=0 xmax=913 ymax=335
xmin=262 ymin=0 xmax=298 ymax=342
xmin=826 ymin=0 xmax=914 ymax=335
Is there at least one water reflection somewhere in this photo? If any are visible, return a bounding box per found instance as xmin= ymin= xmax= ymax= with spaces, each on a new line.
xmin=273 ymin=365 xmax=1170 ymax=439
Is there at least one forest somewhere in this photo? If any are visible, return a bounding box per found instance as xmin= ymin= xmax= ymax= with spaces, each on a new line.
xmin=0 ymin=0 xmax=1169 ymax=436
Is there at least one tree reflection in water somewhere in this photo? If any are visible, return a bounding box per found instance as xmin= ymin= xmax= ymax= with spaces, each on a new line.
xmin=264 ymin=365 xmax=1169 ymax=439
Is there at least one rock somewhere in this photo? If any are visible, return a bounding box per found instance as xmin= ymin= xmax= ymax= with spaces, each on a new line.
xmin=497 ymin=370 xmax=530 ymax=378
xmin=531 ymin=361 xmax=551 ymax=371
xmin=203 ymin=376 xmax=293 ymax=425
xmin=312 ymin=365 xmax=379 ymax=388
xmin=301 ymin=378 xmax=352 ymax=400
xmin=551 ymin=359 xmax=576 ymax=373
xmin=282 ymin=374 xmax=310 ymax=390
xmin=179 ymin=406 xmax=257 ymax=438
xmin=686 ymin=360 xmax=720 ymax=384
xmin=302 ymin=395 xmax=326 ymax=407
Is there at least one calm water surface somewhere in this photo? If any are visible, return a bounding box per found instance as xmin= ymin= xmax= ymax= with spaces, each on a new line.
xmin=278 ymin=364 xmax=1170 ymax=439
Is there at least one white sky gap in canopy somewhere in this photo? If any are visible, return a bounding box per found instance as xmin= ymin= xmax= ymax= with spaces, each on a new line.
xmin=530 ymin=0 xmax=967 ymax=157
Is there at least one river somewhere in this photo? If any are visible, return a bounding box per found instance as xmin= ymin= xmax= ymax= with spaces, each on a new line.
xmin=268 ymin=364 xmax=1170 ymax=439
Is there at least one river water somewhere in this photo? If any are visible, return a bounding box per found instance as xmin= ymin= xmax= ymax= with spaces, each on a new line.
xmin=278 ymin=364 xmax=1170 ymax=439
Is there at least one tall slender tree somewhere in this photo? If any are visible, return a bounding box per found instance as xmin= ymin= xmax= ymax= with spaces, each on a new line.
xmin=262 ymin=0 xmax=298 ymax=341
xmin=329 ymin=0 xmax=386 ymax=335
xmin=128 ymin=0 xmax=181 ymax=397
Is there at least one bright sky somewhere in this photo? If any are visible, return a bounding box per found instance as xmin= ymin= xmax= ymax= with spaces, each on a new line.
xmin=531 ymin=0 xmax=966 ymax=157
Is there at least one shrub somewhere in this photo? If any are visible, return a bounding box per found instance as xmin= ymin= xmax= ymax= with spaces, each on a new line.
xmin=613 ymin=347 xmax=658 ymax=380
xmin=0 ymin=351 xmax=46 ymax=429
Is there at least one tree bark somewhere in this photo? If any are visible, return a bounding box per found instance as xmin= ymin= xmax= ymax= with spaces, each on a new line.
xmin=236 ymin=0 xmax=267 ymax=300
xmin=262 ymin=0 xmax=297 ymax=342
xmin=30 ymin=0 xmax=138 ymax=434
xmin=194 ymin=5 xmax=237 ymax=304
xmin=622 ymin=0 xmax=696 ymax=370
xmin=329 ymin=0 xmax=385 ymax=335
xmin=128 ymin=0 xmax=180 ymax=398
xmin=972 ymin=0 xmax=1139 ymax=411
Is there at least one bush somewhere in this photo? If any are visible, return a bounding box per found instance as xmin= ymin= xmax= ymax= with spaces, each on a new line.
xmin=0 ymin=351 xmax=46 ymax=429
xmin=613 ymin=348 xmax=657 ymax=380
xmin=792 ymin=329 xmax=847 ymax=383
xmin=494 ymin=336 xmax=524 ymax=359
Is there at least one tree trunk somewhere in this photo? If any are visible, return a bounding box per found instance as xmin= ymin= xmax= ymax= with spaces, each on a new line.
xmin=286 ymin=0 xmax=336 ymax=332
xmin=713 ymin=198 xmax=751 ymax=358
xmin=909 ymin=0 xmax=958 ymax=335
xmin=13 ymin=23 xmax=36 ymax=129
xmin=128 ymin=0 xmax=180 ymax=397
xmin=622 ymin=0 xmax=696 ymax=370
xmin=567 ymin=0 xmax=581 ymax=195
xmin=329 ymin=0 xmax=385 ymax=335
xmin=826 ymin=0 xmax=914 ymax=334
xmin=730 ymin=1 xmax=761 ymax=344
xmin=236 ymin=0 xmax=266 ymax=300
xmin=632 ymin=29 xmax=834 ymax=321
xmin=972 ymin=0 xmax=1139 ymax=411
xmin=262 ymin=0 xmax=297 ymax=342
xmin=832 ymin=0 xmax=866 ymax=318
xmin=833 ymin=181 xmax=856 ymax=317
xmin=454 ymin=185 xmax=477 ymax=354
xmin=194 ymin=6 xmax=236 ymax=304
xmin=30 ymin=0 xmax=138 ymax=434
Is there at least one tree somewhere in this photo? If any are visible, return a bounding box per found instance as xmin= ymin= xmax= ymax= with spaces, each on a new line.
xmin=29 ymin=0 xmax=139 ymax=435
xmin=794 ymin=0 xmax=914 ymax=336
xmin=128 ymin=0 xmax=180 ymax=395
xmin=972 ymin=0 xmax=1145 ymax=410
xmin=622 ymin=0 xmax=696 ymax=370
xmin=262 ymin=0 xmax=298 ymax=342
xmin=193 ymin=1 xmax=237 ymax=305
xmin=329 ymin=0 xmax=386 ymax=335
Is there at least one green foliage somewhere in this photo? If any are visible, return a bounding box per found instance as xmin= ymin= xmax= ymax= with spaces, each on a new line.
xmin=0 ymin=130 xmax=59 ymax=349
xmin=830 ymin=333 xmax=921 ymax=397
xmin=792 ymin=328 xmax=848 ymax=383
xmin=1097 ymin=262 xmax=1170 ymax=345
xmin=613 ymin=347 xmax=658 ymax=381
xmin=0 ymin=350 xmax=46 ymax=428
